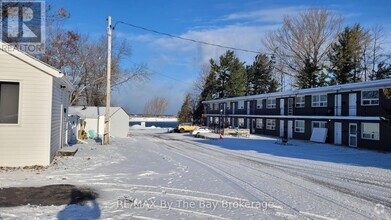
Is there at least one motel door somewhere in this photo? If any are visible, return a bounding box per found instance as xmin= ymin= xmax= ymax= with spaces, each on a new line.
xmin=334 ymin=94 xmax=342 ymax=116
xmin=287 ymin=120 xmax=293 ymax=139
xmin=251 ymin=119 xmax=255 ymax=134
xmin=349 ymin=93 xmax=357 ymax=116
xmin=334 ymin=122 xmax=342 ymax=145
xmin=349 ymin=123 xmax=358 ymax=147
xmin=280 ymin=99 xmax=285 ymax=115
xmin=279 ymin=120 xmax=284 ymax=137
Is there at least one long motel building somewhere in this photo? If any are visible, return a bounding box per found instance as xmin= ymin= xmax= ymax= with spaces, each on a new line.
xmin=203 ymin=78 xmax=391 ymax=151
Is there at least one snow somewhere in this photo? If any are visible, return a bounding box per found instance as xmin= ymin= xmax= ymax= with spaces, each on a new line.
xmin=0 ymin=128 xmax=390 ymax=219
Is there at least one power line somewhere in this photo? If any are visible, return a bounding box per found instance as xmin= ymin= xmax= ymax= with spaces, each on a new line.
xmin=113 ymin=20 xmax=261 ymax=54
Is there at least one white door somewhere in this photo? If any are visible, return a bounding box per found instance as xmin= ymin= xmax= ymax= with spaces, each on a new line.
xmin=288 ymin=98 xmax=293 ymax=115
xmin=334 ymin=94 xmax=341 ymax=116
xmin=349 ymin=123 xmax=357 ymax=147
xmin=280 ymin=99 xmax=285 ymax=115
xmin=288 ymin=120 xmax=293 ymax=139
xmin=334 ymin=122 xmax=342 ymax=145
xmin=233 ymin=103 xmax=235 ymax=114
xmin=247 ymin=101 xmax=250 ymax=115
xmin=349 ymin=93 xmax=357 ymax=116
xmin=251 ymin=119 xmax=255 ymax=134
xmin=279 ymin=120 xmax=284 ymax=137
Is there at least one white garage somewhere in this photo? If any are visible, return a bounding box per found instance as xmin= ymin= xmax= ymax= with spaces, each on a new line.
xmin=69 ymin=106 xmax=129 ymax=138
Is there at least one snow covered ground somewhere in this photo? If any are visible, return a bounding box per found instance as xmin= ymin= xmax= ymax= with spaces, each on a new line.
xmin=0 ymin=128 xmax=390 ymax=219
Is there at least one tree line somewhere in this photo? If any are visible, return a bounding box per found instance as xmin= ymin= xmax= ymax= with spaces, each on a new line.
xmin=178 ymin=9 xmax=391 ymax=124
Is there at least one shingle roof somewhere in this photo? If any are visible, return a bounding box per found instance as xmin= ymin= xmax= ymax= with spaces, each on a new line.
xmin=69 ymin=106 xmax=126 ymax=119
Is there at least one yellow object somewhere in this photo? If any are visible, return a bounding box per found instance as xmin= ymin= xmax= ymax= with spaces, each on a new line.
xmin=176 ymin=123 xmax=199 ymax=133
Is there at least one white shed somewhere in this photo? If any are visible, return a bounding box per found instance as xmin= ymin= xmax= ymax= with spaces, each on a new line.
xmin=0 ymin=41 xmax=72 ymax=167
xmin=69 ymin=106 xmax=129 ymax=138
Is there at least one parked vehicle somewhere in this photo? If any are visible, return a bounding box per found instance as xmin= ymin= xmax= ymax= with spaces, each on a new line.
xmin=175 ymin=123 xmax=199 ymax=133
xmin=191 ymin=127 xmax=211 ymax=137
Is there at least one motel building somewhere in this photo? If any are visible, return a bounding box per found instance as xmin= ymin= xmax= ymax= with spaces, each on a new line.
xmin=203 ymin=79 xmax=391 ymax=151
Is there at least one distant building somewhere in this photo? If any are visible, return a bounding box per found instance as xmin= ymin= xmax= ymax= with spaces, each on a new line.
xmin=0 ymin=41 xmax=72 ymax=166
xmin=203 ymin=79 xmax=391 ymax=151
xmin=69 ymin=106 xmax=129 ymax=138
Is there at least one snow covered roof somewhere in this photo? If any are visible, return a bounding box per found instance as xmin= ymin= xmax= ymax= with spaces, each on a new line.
xmin=0 ymin=41 xmax=72 ymax=90
xmin=69 ymin=106 xmax=127 ymax=119
xmin=203 ymin=78 xmax=391 ymax=104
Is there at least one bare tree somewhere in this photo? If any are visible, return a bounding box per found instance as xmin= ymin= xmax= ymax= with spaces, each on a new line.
xmin=143 ymin=96 xmax=168 ymax=117
xmin=264 ymin=9 xmax=343 ymax=88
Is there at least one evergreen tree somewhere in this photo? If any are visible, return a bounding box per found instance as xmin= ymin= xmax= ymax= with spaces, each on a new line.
xmin=210 ymin=50 xmax=246 ymax=98
xmin=296 ymin=58 xmax=321 ymax=89
xmin=177 ymin=93 xmax=193 ymax=124
xmin=328 ymin=24 xmax=368 ymax=84
xmin=371 ymin=62 xmax=391 ymax=80
xmin=247 ymin=54 xmax=279 ymax=94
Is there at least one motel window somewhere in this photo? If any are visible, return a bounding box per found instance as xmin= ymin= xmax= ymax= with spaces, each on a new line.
xmin=238 ymin=118 xmax=244 ymax=127
xmin=256 ymin=119 xmax=263 ymax=128
xmin=266 ymin=119 xmax=276 ymax=130
xmin=267 ymin=98 xmax=276 ymax=109
xmin=256 ymin=99 xmax=263 ymax=109
xmin=295 ymin=96 xmax=305 ymax=108
xmin=238 ymin=101 xmax=245 ymax=109
xmin=226 ymin=102 xmax=230 ymax=110
xmin=361 ymin=90 xmax=379 ymax=106
xmin=312 ymin=94 xmax=327 ymax=107
xmin=312 ymin=121 xmax=327 ymax=132
xmin=0 ymin=82 xmax=20 ymax=124
xmin=361 ymin=123 xmax=380 ymax=140
xmin=295 ymin=120 xmax=305 ymax=133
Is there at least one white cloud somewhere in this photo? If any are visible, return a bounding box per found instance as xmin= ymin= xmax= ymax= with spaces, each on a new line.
xmin=221 ymin=6 xmax=306 ymax=23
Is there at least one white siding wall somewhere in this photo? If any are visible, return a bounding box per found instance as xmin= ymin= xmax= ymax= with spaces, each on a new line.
xmin=50 ymin=77 xmax=70 ymax=161
xmin=0 ymin=51 xmax=52 ymax=166
xmin=110 ymin=109 xmax=129 ymax=137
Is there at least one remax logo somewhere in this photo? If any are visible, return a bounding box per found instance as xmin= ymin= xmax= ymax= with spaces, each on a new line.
xmin=1 ymin=1 xmax=45 ymax=53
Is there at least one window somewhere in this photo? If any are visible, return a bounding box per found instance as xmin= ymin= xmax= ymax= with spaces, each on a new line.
xmin=361 ymin=123 xmax=379 ymax=140
xmin=238 ymin=101 xmax=244 ymax=109
xmin=312 ymin=121 xmax=327 ymax=132
xmin=238 ymin=118 xmax=244 ymax=127
xmin=213 ymin=103 xmax=218 ymax=110
xmin=295 ymin=96 xmax=305 ymax=108
xmin=256 ymin=119 xmax=263 ymax=128
xmin=267 ymin=98 xmax=276 ymax=109
xmin=256 ymin=99 xmax=263 ymax=109
xmin=361 ymin=90 xmax=379 ymax=105
xmin=209 ymin=117 xmax=213 ymax=124
xmin=227 ymin=117 xmax=231 ymax=124
xmin=295 ymin=120 xmax=305 ymax=133
xmin=0 ymin=82 xmax=20 ymax=124
xmin=266 ymin=119 xmax=276 ymax=130
xmin=214 ymin=117 xmax=219 ymax=123
xmin=312 ymin=94 xmax=327 ymax=107
xmin=226 ymin=102 xmax=230 ymax=110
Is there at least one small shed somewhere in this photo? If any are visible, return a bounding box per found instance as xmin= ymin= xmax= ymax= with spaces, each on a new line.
xmin=0 ymin=41 xmax=72 ymax=166
xmin=69 ymin=106 xmax=129 ymax=138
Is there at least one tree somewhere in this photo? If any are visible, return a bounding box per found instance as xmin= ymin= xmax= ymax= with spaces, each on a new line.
xmin=246 ymin=54 xmax=279 ymax=95
xmin=143 ymin=96 xmax=168 ymax=117
xmin=373 ymin=62 xmax=391 ymax=80
xmin=177 ymin=94 xmax=193 ymax=124
xmin=328 ymin=24 xmax=370 ymax=84
xmin=210 ymin=50 xmax=246 ymax=98
xmin=264 ymin=9 xmax=343 ymax=89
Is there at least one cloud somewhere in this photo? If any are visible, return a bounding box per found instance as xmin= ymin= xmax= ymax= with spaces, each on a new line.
xmin=221 ymin=6 xmax=306 ymax=23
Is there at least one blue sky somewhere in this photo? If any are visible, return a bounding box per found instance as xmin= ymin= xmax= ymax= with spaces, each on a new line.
xmin=52 ymin=0 xmax=391 ymax=115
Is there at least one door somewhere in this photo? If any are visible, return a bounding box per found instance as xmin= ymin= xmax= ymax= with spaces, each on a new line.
xmin=288 ymin=120 xmax=293 ymax=139
xmin=279 ymin=120 xmax=284 ymax=137
xmin=334 ymin=122 xmax=342 ymax=145
xmin=334 ymin=94 xmax=341 ymax=116
xmin=288 ymin=98 xmax=293 ymax=115
xmin=59 ymin=104 xmax=64 ymax=149
xmin=349 ymin=93 xmax=357 ymax=116
xmin=251 ymin=119 xmax=255 ymax=134
xmin=247 ymin=101 xmax=250 ymax=115
xmin=280 ymin=99 xmax=285 ymax=115
xmin=349 ymin=123 xmax=357 ymax=147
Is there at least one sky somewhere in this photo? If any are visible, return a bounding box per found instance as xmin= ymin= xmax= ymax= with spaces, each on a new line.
xmin=52 ymin=0 xmax=391 ymax=115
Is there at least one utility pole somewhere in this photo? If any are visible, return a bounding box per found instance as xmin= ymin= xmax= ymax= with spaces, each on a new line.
xmin=104 ymin=16 xmax=112 ymax=145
